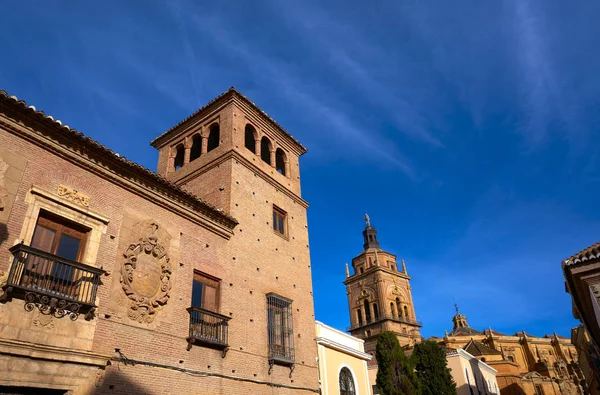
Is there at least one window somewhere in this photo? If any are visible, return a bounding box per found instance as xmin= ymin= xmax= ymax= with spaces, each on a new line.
xmin=364 ymin=299 xmax=371 ymax=322
xmin=173 ymin=144 xmax=184 ymax=170
xmin=267 ymin=293 xmax=294 ymax=363
xmin=390 ymin=302 xmax=396 ymax=317
xmin=25 ymin=211 xmax=89 ymax=291
xmin=261 ymin=137 xmax=272 ymax=164
xmin=245 ymin=124 xmax=256 ymax=153
xmin=373 ymin=303 xmax=379 ymax=320
xmin=191 ymin=271 xmax=220 ymax=312
xmin=507 ymin=355 xmax=515 ymax=363
xmin=275 ymin=148 xmax=286 ymax=176
xmin=359 ymin=267 xmax=364 ymax=274
xmin=534 ymin=385 xmax=544 ymax=395
xmin=404 ymin=305 xmax=409 ymax=318
xmin=339 ymin=367 xmax=356 ymax=395
xmin=272 ymin=206 xmax=287 ymax=237
xmin=190 ymin=134 xmax=202 ymax=161
xmin=207 ymin=123 xmax=220 ymax=152
xmin=357 ymin=309 xmax=363 ymax=326
xmin=396 ymin=298 xmax=401 ymax=317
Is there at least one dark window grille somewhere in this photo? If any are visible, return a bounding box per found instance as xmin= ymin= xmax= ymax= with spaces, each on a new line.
xmin=267 ymin=293 xmax=294 ymax=364
xmin=339 ymin=367 xmax=356 ymax=395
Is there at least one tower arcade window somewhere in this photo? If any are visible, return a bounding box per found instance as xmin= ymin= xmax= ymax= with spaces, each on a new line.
xmin=272 ymin=206 xmax=287 ymax=237
xmin=267 ymin=293 xmax=294 ymax=364
xmin=364 ymin=299 xmax=371 ymax=322
xmin=339 ymin=367 xmax=356 ymax=395
xmin=173 ymin=144 xmax=185 ymax=170
xmin=373 ymin=303 xmax=379 ymax=320
xmin=190 ymin=134 xmax=202 ymax=162
xmin=245 ymin=124 xmax=257 ymax=153
xmin=403 ymin=305 xmax=409 ymax=318
xmin=357 ymin=309 xmax=363 ymax=325
xmin=390 ymin=302 xmax=396 ymax=317
xmin=396 ymin=298 xmax=401 ymax=316
xmin=275 ymin=148 xmax=286 ymax=176
xmin=261 ymin=137 xmax=272 ymax=164
xmin=207 ymin=123 xmax=220 ymax=152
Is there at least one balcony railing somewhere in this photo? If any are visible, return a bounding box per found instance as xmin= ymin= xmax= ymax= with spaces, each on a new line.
xmin=187 ymin=307 xmax=231 ymax=355
xmin=2 ymin=243 xmax=103 ymax=320
xmin=347 ymin=314 xmax=423 ymax=331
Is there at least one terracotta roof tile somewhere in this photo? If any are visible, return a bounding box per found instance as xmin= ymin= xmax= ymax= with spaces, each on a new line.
xmin=449 ymin=326 xmax=482 ymax=336
xmin=0 ymin=90 xmax=238 ymax=228
xmin=563 ymin=241 xmax=600 ymax=266
xmin=464 ymin=340 xmax=502 ymax=356
xmin=150 ymin=87 xmax=306 ymax=153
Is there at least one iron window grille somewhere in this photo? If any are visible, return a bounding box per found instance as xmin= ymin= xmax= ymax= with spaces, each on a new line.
xmin=267 ymin=293 xmax=294 ymax=366
xmin=339 ymin=367 xmax=356 ymax=395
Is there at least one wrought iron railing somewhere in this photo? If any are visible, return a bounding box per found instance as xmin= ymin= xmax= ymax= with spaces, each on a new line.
xmin=187 ymin=307 xmax=231 ymax=353
xmin=347 ymin=314 xmax=423 ymax=331
xmin=2 ymin=243 xmax=103 ymax=320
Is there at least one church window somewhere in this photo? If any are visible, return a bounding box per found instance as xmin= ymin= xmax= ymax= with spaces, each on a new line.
xmin=364 ymin=300 xmax=371 ymax=322
xmin=261 ymin=137 xmax=272 ymax=164
xmin=267 ymin=293 xmax=294 ymax=363
xmin=373 ymin=303 xmax=379 ymax=320
xmin=534 ymin=385 xmax=544 ymax=395
xmin=357 ymin=309 xmax=363 ymax=325
xmin=272 ymin=206 xmax=287 ymax=237
xmin=507 ymin=355 xmax=514 ymax=362
xmin=391 ymin=263 xmax=395 ymax=271
xmin=173 ymin=144 xmax=184 ymax=170
xmin=403 ymin=305 xmax=409 ymax=318
xmin=245 ymin=124 xmax=257 ymax=153
xmin=207 ymin=123 xmax=220 ymax=152
xmin=359 ymin=267 xmax=364 ymax=274
xmin=275 ymin=148 xmax=287 ymax=176
xmin=190 ymin=134 xmax=202 ymax=162
xmin=339 ymin=367 xmax=356 ymax=395
xmin=368 ymin=257 xmax=373 ymax=267
xmin=390 ymin=302 xmax=396 ymax=317
xmin=396 ymin=298 xmax=401 ymax=317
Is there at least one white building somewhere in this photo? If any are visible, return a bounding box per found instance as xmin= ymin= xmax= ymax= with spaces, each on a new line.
xmin=447 ymin=348 xmax=500 ymax=395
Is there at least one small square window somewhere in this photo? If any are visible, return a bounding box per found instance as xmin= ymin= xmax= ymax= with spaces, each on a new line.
xmin=272 ymin=206 xmax=287 ymax=237
xmin=191 ymin=271 xmax=220 ymax=312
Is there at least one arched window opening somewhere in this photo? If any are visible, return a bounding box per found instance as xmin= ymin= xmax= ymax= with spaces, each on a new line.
xmin=507 ymin=355 xmax=515 ymax=363
xmin=364 ymin=299 xmax=371 ymax=322
xmin=190 ymin=134 xmax=202 ymax=162
xmin=357 ymin=309 xmax=363 ymax=326
xmin=207 ymin=123 xmax=220 ymax=152
xmin=403 ymin=305 xmax=409 ymax=318
xmin=391 ymin=264 xmax=396 ymax=271
xmin=373 ymin=303 xmax=379 ymax=320
xmin=396 ymin=298 xmax=401 ymax=317
xmin=339 ymin=367 xmax=356 ymax=395
xmin=245 ymin=124 xmax=256 ymax=153
xmin=390 ymin=302 xmax=396 ymax=317
xmin=260 ymin=137 xmax=271 ymax=164
xmin=173 ymin=144 xmax=184 ymax=170
xmin=359 ymin=267 xmax=364 ymax=274
xmin=275 ymin=148 xmax=286 ymax=175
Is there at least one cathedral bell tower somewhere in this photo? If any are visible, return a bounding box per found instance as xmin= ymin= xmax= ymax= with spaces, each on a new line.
xmin=344 ymin=215 xmax=422 ymax=358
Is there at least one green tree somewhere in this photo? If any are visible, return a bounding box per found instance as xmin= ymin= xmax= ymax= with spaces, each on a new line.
xmin=375 ymin=331 xmax=421 ymax=395
xmin=411 ymin=340 xmax=456 ymax=395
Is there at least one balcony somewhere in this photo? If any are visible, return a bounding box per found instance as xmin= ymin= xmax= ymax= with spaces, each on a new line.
xmin=2 ymin=243 xmax=103 ymax=320
xmin=186 ymin=307 xmax=231 ymax=356
xmin=347 ymin=314 xmax=423 ymax=331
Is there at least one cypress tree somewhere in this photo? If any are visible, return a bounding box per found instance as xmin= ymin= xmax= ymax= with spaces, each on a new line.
xmin=375 ymin=331 xmax=421 ymax=395
xmin=411 ymin=340 xmax=456 ymax=395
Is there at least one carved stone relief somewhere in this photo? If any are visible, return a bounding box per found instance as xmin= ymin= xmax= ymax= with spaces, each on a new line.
xmin=121 ymin=220 xmax=172 ymax=323
xmin=32 ymin=310 xmax=55 ymax=329
xmin=57 ymin=184 xmax=90 ymax=207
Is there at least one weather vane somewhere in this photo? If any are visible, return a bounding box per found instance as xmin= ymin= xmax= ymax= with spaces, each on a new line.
xmin=364 ymin=213 xmax=371 ymax=228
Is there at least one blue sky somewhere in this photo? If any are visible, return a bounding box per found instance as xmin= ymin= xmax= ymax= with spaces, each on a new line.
xmin=2 ymin=0 xmax=600 ymax=338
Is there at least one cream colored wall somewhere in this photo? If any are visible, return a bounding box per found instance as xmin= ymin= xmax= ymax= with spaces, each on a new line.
xmin=448 ymin=350 xmax=500 ymax=395
xmin=319 ymin=345 xmax=371 ymax=395
xmin=316 ymin=322 xmax=371 ymax=395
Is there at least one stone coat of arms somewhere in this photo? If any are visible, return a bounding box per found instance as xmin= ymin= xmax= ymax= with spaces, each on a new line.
xmin=121 ymin=221 xmax=172 ymax=323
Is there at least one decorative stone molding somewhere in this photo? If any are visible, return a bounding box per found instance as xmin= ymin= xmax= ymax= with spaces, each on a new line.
xmin=121 ymin=220 xmax=172 ymax=323
xmin=32 ymin=310 xmax=55 ymax=329
xmin=57 ymin=184 xmax=90 ymax=207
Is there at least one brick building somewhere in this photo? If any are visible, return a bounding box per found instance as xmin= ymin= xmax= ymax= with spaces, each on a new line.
xmin=0 ymin=88 xmax=320 ymax=394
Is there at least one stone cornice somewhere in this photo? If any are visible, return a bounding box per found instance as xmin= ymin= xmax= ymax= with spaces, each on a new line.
xmin=316 ymin=337 xmax=372 ymax=361
xmin=0 ymin=338 xmax=108 ymax=367
xmin=344 ymin=266 xmax=410 ymax=285
xmin=0 ymin=112 xmax=236 ymax=239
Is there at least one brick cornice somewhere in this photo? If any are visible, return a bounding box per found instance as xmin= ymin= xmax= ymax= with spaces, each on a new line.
xmin=0 ymin=113 xmax=237 ymax=239
xmin=0 ymin=338 xmax=109 ymax=367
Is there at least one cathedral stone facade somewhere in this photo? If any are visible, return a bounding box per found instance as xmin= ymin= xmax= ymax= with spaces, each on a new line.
xmin=436 ymin=308 xmax=585 ymax=394
xmin=0 ymin=88 xmax=319 ymax=394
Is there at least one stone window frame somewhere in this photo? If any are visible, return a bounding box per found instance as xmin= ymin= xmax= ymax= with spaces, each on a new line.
xmin=17 ymin=186 xmax=109 ymax=268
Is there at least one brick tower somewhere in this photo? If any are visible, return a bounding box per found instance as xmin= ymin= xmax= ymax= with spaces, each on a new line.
xmin=344 ymin=215 xmax=422 ymax=359
xmin=150 ymin=88 xmax=318 ymax=389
